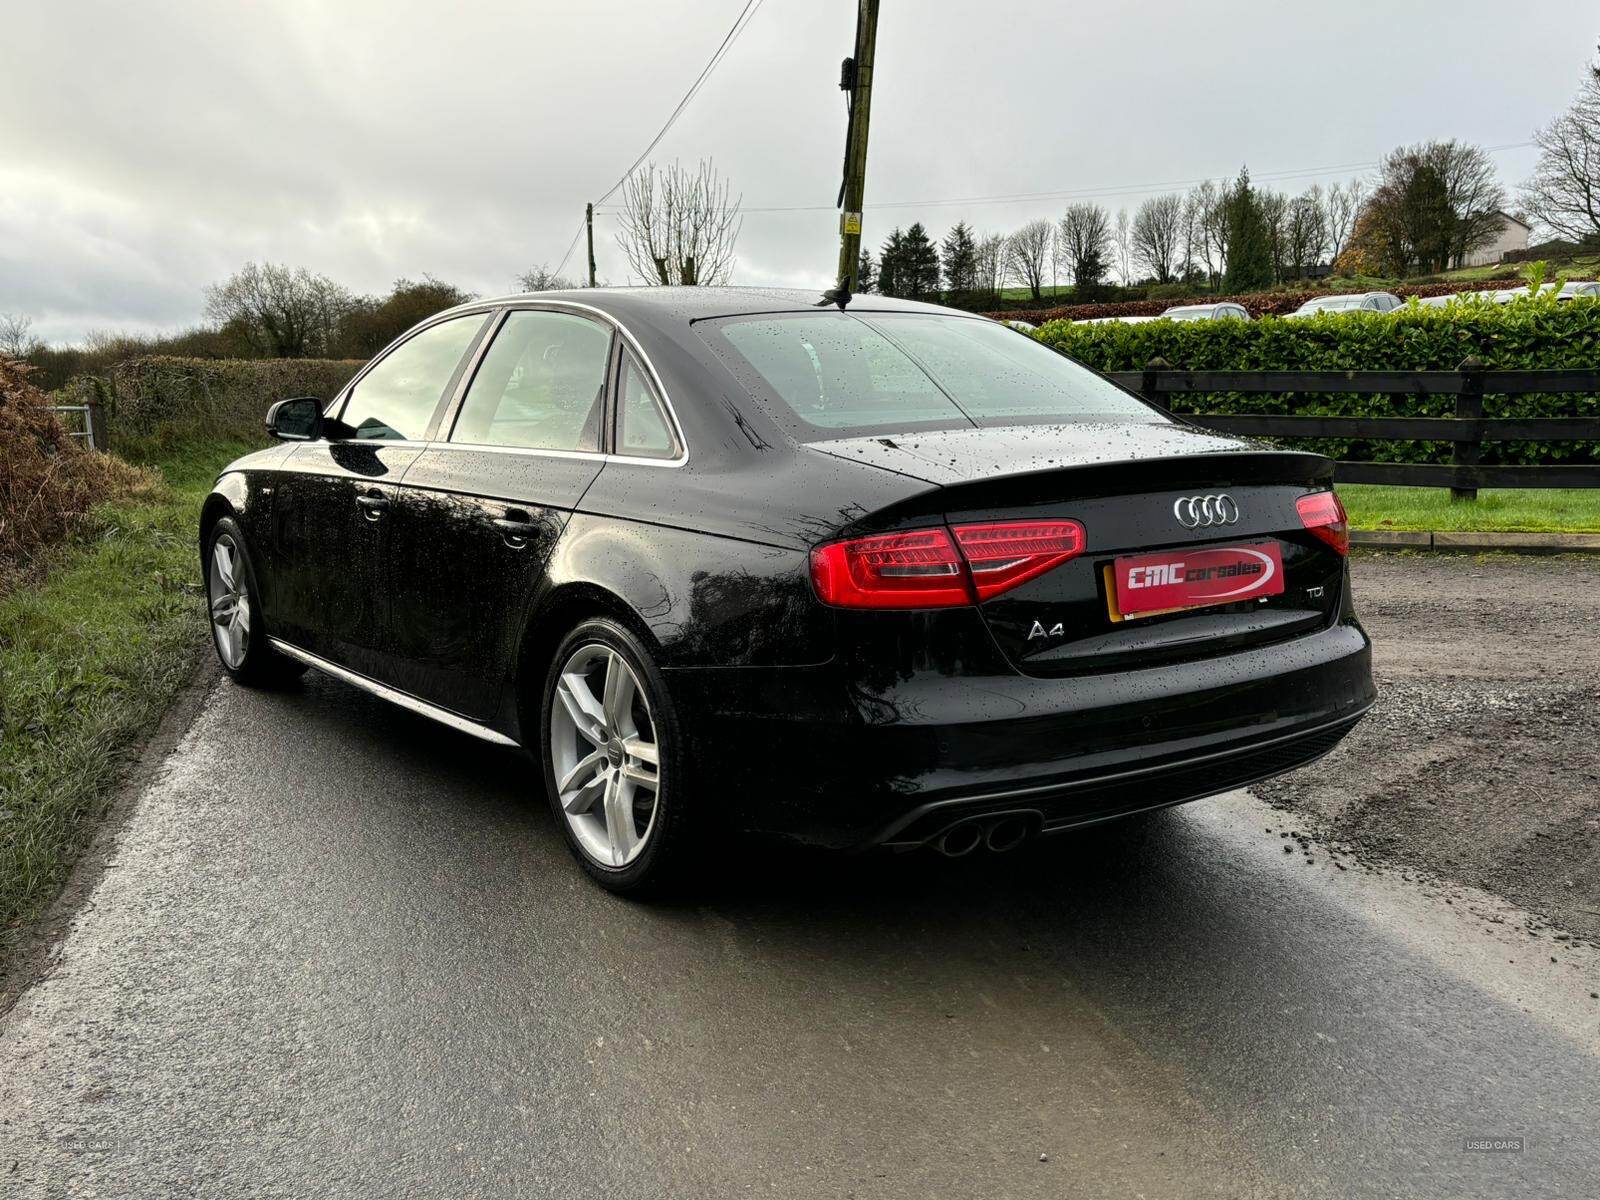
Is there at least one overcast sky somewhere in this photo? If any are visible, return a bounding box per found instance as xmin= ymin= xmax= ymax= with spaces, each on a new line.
xmin=2 ymin=0 xmax=1595 ymax=344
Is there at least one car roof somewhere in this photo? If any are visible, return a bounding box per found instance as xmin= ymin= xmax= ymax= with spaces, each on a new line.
xmin=439 ymin=285 xmax=965 ymax=328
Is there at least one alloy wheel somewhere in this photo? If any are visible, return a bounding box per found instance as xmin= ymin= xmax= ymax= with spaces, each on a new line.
xmin=549 ymin=643 xmax=661 ymax=868
xmin=208 ymin=532 xmax=251 ymax=669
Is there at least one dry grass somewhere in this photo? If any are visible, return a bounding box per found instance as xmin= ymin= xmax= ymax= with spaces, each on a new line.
xmin=0 ymin=358 xmax=156 ymax=589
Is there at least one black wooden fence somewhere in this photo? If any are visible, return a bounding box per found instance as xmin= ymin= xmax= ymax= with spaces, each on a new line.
xmin=1107 ymin=356 xmax=1600 ymax=499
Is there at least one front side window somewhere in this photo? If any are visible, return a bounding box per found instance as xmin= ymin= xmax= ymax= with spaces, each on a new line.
xmin=339 ymin=314 xmax=487 ymax=441
xmin=451 ymin=310 xmax=612 ymax=451
xmin=703 ymin=311 xmax=1159 ymax=437
xmin=616 ymin=351 xmax=677 ymax=458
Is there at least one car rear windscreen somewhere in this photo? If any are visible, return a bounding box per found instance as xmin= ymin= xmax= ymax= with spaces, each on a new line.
xmin=700 ymin=311 xmax=1162 ymax=437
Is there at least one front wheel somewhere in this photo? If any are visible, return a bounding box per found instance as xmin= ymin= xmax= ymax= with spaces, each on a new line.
xmin=540 ymin=618 xmax=690 ymax=896
xmin=204 ymin=516 xmax=305 ymax=687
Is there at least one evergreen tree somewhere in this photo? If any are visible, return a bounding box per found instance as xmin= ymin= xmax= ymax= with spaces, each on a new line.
xmin=940 ymin=222 xmax=978 ymax=294
xmin=1222 ymin=168 xmax=1274 ymax=293
xmin=878 ymin=228 xmax=905 ymax=297
xmin=901 ymin=222 xmax=941 ymax=299
xmin=856 ymin=248 xmax=877 ymax=293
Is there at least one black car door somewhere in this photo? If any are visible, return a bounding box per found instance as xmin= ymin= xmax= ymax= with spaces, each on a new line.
xmin=385 ymin=307 xmax=624 ymax=720
xmin=266 ymin=312 xmax=490 ymax=681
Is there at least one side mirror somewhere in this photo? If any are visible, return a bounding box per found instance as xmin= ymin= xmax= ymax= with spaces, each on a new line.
xmin=266 ymin=396 xmax=323 ymax=442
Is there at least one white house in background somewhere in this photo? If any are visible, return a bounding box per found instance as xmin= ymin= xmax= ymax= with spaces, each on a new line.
xmin=1460 ymin=211 xmax=1532 ymax=267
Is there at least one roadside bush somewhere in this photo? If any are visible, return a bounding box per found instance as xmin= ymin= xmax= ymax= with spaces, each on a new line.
xmin=1037 ymin=296 xmax=1600 ymax=466
xmin=990 ymin=277 xmax=1523 ymax=325
xmin=0 ymin=359 xmax=155 ymax=586
xmin=83 ymin=355 xmax=363 ymax=452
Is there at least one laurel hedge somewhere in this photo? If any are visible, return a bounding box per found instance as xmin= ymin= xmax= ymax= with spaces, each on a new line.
xmin=62 ymin=356 xmax=364 ymax=452
xmin=1037 ymin=296 xmax=1600 ymax=466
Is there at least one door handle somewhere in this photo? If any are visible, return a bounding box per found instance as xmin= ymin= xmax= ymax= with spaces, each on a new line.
xmin=356 ymin=493 xmax=389 ymax=521
xmin=493 ymin=509 xmax=538 ymax=548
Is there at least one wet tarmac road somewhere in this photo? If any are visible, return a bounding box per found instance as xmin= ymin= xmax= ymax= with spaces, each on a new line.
xmin=2 ymin=670 xmax=1597 ymax=1198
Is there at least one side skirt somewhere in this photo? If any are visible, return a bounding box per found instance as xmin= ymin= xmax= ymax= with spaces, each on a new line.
xmin=267 ymin=638 xmax=521 ymax=749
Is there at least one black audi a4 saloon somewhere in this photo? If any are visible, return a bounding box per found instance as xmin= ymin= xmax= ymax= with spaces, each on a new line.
xmin=200 ymin=287 xmax=1375 ymax=893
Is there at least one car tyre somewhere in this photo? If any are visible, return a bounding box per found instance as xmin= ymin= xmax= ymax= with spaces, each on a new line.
xmin=204 ymin=515 xmax=305 ymax=687
xmin=540 ymin=617 xmax=690 ymax=897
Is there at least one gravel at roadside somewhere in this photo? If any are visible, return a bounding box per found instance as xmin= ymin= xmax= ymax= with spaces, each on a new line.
xmin=1257 ymin=552 xmax=1600 ymax=947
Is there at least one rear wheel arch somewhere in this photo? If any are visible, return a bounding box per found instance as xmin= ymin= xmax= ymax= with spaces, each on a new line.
xmin=514 ymin=583 xmax=663 ymax=736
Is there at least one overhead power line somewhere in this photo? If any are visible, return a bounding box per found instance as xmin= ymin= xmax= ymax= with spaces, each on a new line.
xmin=551 ymin=0 xmax=768 ymax=279
xmin=596 ymin=140 xmax=1538 ymax=217
xmin=591 ymin=0 xmax=767 ymax=207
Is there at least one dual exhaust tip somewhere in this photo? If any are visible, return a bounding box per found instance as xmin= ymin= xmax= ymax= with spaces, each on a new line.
xmin=932 ymin=814 xmax=1035 ymax=857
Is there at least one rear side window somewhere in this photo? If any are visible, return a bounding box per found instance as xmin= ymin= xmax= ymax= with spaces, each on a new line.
xmin=615 ymin=351 xmax=677 ymax=459
xmin=704 ymin=311 xmax=1158 ymax=437
xmin=451 ymin=310 xmax=612 ymax=451
xmin=339 ymin=314 xmax=487 ymax=441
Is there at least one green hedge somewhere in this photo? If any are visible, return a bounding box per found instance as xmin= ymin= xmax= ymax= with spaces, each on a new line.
xmin=1037 ymin=298 xmax=1600 ymax=465
xmin=63 ymin=356 xmax=364 ymax=451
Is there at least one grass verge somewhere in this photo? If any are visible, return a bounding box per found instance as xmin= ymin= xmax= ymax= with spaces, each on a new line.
xmin=1340 ymin=484 xmax=1600 ymax=533
xmin=0 ymin=439 xmax=250 ymax=956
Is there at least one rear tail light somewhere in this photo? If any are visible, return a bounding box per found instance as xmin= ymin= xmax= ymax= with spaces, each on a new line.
xmin=810 ymin=519 xmax=1086 ymax=609
xmin=1296 ymin=490 xmax=1350 ymax=556
xmin=951 ymin=521 xmax=1087 ymax=600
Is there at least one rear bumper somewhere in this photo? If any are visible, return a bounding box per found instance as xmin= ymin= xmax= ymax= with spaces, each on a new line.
xmin=869 ymin=708 xmax=1363 ymax=848
xmin=668 ymin=615 xmax=1375 ymax=850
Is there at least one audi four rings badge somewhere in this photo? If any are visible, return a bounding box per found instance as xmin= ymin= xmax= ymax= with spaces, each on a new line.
xmin=1173 ymin=494 xmax=1240 ymax=528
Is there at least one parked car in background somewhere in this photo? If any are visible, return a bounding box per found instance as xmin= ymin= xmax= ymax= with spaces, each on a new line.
xmin=199 ymin=288 xmax=1374 ymax=894
xmin=1285 ymin=292 xmax=1403 ymax=318
xmin=1161 ymin=303 xmax=1251 ymax=322
xmin=1076 ymin=315 xmax=1158 ymax=325
xmin=1415 ymin=293 xmax=1488 ymax=308
xmin=1482 ymin=282 xmax=1599 ymax=304
xmin=1002 ymin=319 xmax=1038 ymax=332
xmin=1488 ymin=285 xmax=1548 ymax=304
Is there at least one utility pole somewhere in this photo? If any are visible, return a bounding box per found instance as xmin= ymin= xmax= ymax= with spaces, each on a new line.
xmin=586 ymin=203 xmax=597 ymax=287
xmin=831 ymin=0 xmax=879 ymax=301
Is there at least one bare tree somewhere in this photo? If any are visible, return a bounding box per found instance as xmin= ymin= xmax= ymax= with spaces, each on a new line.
xmin=614 ymin=159 xmax=741 ymax=286
xmin=1179 ymin=190 xmax=1203 ymax=282
xmin=0 ymin=312 xmax=41 ymax=359
xmin=974 ymin=232 xmax=1008 ymax=299
xmin=1200 ymin=183 xmax=1231 ymax=285
xmin=1004 ymin=220 xmax=1053 ymax=301
xmin=1284 ymin=188 xmax=1329 ymax=279
xmin=1521 ymin=69 xmax=1600 ymax=243
xmin=1183 ymin=181 xmax=1224 ymax=289
xmin=1324 ymin=179 xmax=1368 ymax=264
xmin=1258 ymin=189 xmax=1289 ymax=282
xmin=1131 ymin=193 xmax=1184 ymax=283
xmin=203 ymin=263 xmax=354 ymax=358
xmin=1054 ymin=203 xmax=1113 ymax=291
xmin=1362 ymin=142 xmax=1506 ymax=273
xmin=516 ymin=264 xmax=578 ymax=292
xmin=1428 ymin=141 xmax=1509 ymax=267
xmin=1113 ymin=208 xmax=1133 ymax=285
